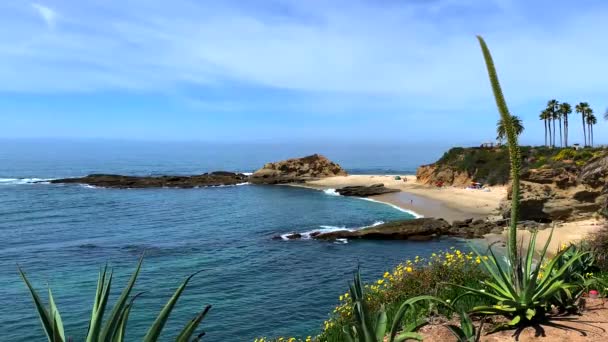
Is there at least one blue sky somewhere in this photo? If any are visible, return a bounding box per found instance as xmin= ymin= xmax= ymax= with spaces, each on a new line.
xmin=1 ymin=0 xmax=607 ymax=144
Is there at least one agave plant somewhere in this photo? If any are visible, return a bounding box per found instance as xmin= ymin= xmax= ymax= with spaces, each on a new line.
xmin=18 ymin=255 xmax=211 ymax=341
xmin=343 ymin=270 xmax=438 ymax=342
xmin=448 ymin=36 xmax=592 ymax=329
xmin=446 ymin=310 xmax=484 ymax=342
xmin=550 ymin=243 xmax=607 ymax=313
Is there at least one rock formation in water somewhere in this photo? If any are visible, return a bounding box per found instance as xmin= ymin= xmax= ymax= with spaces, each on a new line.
xmin=336 ymin=184 xmax=400 ymax=197
xmin=249 ymin=154 xmax=347 ymax=184
xmin=309 ymin=217 xmax=509 ymax=241
xmin=50 ymin=172 xmax=249 ymax=189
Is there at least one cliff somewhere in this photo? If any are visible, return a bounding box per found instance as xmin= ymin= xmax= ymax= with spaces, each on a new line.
xmin=417 ymin=146 xmax=608 ymax=222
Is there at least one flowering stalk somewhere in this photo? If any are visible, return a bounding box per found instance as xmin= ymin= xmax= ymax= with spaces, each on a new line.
xmin=476 ymin=36 xmax=521 ymax=265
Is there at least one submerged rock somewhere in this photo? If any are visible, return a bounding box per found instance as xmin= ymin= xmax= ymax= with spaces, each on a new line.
xmin=335 ymin=184 xmax=400 ymax=197
xmin=250 ymin=154 xmax=347 ymax=184
xmin=51 ymin=172 xmax=249 ymax=189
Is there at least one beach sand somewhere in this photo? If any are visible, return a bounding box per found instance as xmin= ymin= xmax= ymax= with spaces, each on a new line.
xmin=303 ymin=175 xmax=605 ymax=251
xmin=304 ymin=175 xmax=506 ymax=222
xmin=483 ymin=218 xmax=604 ymax=254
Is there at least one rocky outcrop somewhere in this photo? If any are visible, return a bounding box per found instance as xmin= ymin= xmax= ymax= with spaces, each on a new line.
xmin=336 ymin=184 xmax=399 ymax=197
xmin=501 ymin=165 xmax=605 ymax=222
xmin=51 ymin=172 xmax=249 ymax=189
xmin=249 ymin=154 xmax=347 ymax=184
xmin=416 ymin=164 xmax=472 ymax=187
xmin=309 ymin=217 xmax=506 ymax=241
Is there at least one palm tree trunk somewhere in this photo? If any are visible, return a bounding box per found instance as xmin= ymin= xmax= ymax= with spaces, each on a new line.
xmin=559 ymin=118 xmax=563 ymax=147
xmin=544 ymin=119 xmax=548 ymax=146
xmin=582 ymin=114 xmax=587 ymax=146
xmin=549 ymin=119 xmax=553 ymax=147
xmin=552 ymin=118 xmax=556 ymax=147
xmin=564 ymin=117 xmax=568 ymax=147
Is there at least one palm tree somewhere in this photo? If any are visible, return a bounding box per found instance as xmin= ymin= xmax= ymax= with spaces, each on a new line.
xmin=546 ymin=99 xmax=559 ymax=147
xmin=558 ymin=102 xmax=572 ymax=147
xmin=539 ymin=109 xmax=550 ymax=146
xmin=497 ymin=115 xmax=524 ymax=142
xmin=587 ymin=111 xmax=597 ymax=147
xmin=576 ymin=102 xmax=591 ymax=146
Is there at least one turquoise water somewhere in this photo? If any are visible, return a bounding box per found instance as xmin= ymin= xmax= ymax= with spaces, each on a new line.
xmin=0 ymin=140 xmax=463 ymax=341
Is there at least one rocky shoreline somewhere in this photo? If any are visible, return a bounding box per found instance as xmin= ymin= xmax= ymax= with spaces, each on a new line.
xmin=50 ymin=172 xmax=250 ymax=189
xmin=277 ymin=217 xmax=513 ymax=241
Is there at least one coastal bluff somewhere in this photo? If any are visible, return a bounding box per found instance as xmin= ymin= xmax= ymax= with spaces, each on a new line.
xmin=417 ymin=146 xmax=608 ymax=222
xmin=250 ymin=154 xmax=347 ymax=184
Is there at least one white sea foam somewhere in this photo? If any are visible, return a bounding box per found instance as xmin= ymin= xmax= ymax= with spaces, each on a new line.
xmin=323 ymin=188 xmax=340 ymax=196
xmin=280 ymin=220 xmax=385 ymax=241
xmin=210 ymin=182 xmax=250 ymax=188
xmin=359 ymin=198 xmax=424 ymax=218
xmin=242 ymin=172 xmax=253 ymax=176
xmin=0 ymin=178 xmax=54 ymax=185
xmin=80 ymin=184 xmax=100 ymax=189
xmin=334 ymin=238 xmax=348 ymax=244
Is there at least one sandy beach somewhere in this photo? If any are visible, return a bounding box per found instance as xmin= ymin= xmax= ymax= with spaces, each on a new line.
xmin=304 ymin=175 xmax=507 ymax=222
xmin=484 ymin=218 xmax=604 ymax=254
xmin=302 ymin=174 xmax=605 ymax=251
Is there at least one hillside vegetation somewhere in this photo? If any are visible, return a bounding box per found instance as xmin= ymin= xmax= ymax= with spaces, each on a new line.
xmin=418 ymin=146 xmax=606 ymax=186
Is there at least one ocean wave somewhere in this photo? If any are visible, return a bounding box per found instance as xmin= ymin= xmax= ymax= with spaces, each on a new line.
xmin=360 ymin=198 xmax=423 ymax=218
xmin=323 ymin=188 xmax=340 ymax=196
xmin=280 ymin=220 xmax=385 ymax=241
xmin=209 ymin=182 xmax=250 ymax=188
xmin=80 ymin=184 xmax=101 ymax=189
xmin=0 ymin=178 xmax=55 ymax=185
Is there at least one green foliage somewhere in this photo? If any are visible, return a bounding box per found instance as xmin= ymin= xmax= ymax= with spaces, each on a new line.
xmin=496 ymin=115 xmax=524 ymax=142
xmin=552 ymin=148 xmax=576 ymax=161
xmin=343 ymin=270 xmax=432 ymax=342
xmin=316 ymin=249 xmax=491 ymax=342
xmin=19 ymin=256 xmax=210 ymax=342
xmin=446 ymin=310 xmax=483 ymax=342
xmin=452 ymin=229 xmax=591 ymax=328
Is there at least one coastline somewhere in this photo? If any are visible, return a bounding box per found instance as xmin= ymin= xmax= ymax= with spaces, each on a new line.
xmin=300 ymin=174 xmax=506 ymax=223
xmin=297 ymin=174 xmax=605 ymax=252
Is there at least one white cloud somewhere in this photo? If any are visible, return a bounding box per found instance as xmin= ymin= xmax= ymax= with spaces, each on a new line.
xmin=31 ymin=3 xmax=57 ymax=28
xmin=0 ymin=0 xmax=606 ymax=112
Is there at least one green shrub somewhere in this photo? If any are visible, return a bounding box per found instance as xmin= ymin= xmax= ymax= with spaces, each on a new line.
xmin=552 ymin=149 xmax=576 ymax=161
xmin=19 ymin=256 xmax=210 ymax=342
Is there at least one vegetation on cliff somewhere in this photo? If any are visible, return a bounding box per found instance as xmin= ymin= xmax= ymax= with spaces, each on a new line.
xmin=419 ymin=146 xmax=606 ymax=186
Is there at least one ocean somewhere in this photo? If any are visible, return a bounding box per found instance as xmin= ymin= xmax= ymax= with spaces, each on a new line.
xmin=0 ymin=139 xmax=464 ymax=341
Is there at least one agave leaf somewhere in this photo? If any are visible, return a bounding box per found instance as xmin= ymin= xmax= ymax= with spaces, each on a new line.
xmin=374 ymin=306 xmax=387 ymax=342
xmin=18 ymin=266 xmax=54 ymax=341
xmin=176 ymin=305 xmax=212 ymax=342
xmin=508 ymin=316 xmax=521 ymax=326
xmin=525 ymin=308 xmax=536 ymax=321
xmin=86 ymin=268 xmax=113 ymax=342
xmin=48 ymin=288 xmax=66 ymax=342
xmin=393 ymin=331 xmax=423 ymax=342
xmin=112 ymin=303 xmax=132 ymax=342
xmin=524 ymin=230 xmax=538 ymax=284
xmin=342 ymin=326 xmax=355 ymax=342
xmin=100 ymin=254 xmax=144 ymax=341
xmin=448 ymin=283 xmax=507 ymax=303
xmin=143 ymin=270 xmax=202 ymax=342
xmin=446 ymin=325 xmax=467 ymax=342
xmin=389 ymin=295 xmax=446 ymax=342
